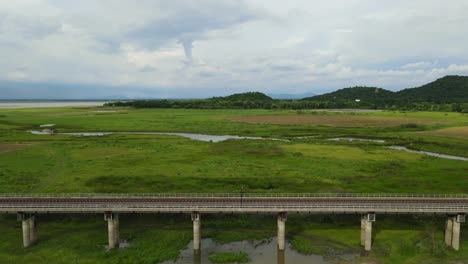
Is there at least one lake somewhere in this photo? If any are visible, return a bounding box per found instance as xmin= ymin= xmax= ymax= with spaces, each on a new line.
xmin=0 ymin=101 xmax=107 ymax=108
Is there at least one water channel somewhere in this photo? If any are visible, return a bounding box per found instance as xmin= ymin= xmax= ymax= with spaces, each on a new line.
xmin=386 ymin=146 xmax=468 ymax=161
xmin=28 ymin=131 xmax=467 ymax=161
xmin=28 ymin=131 xmax=289 ymax=142
xmin=160 ymin=238 xmax=336 ymax=264
xmin=327 ymin=137 xmax=386 ymax=143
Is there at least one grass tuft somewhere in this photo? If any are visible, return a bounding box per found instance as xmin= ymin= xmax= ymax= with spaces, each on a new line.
xmin=208 ymin=251 xmax=249 ymax=263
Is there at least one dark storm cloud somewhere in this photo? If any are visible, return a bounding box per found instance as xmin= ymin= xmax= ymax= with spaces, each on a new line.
xmin=125 ymin=1 xmax=256 ymax=58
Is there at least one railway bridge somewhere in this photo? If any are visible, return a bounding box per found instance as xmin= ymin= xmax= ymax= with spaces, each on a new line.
xmin=1 ymin=193 xmax=466 ymax=252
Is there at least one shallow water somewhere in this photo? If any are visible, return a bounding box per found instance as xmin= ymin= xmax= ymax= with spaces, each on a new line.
xmin=295 ymin=136 xmax=320 ymax=139
xmin=327 ymin=137 xmax=385 ymax=143
xmin=29 ymin=130 xmax=56 ymax=135
xmin=160 ymin=238 xmax=329 ymax=264
xmin=0 ymin=101 xmax=106 ymax=108
xmin=39 ymin=124 xmax=56 ymax=127
xmin=27 ymin=131 xmax=467 ymax=161
xmin=387 ymin=146 xmax=468 ymax=161
xmin=61 ymin=132 xmax=113 ymax=136
xmin=28 ymin=131 xmax=289 ymax=142
xmin=93 ymin=110 xmax=117 ymax=113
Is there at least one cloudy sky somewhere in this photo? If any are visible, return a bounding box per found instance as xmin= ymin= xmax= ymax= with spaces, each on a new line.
xmin=1 ymin=0 xmax=468 ymax=99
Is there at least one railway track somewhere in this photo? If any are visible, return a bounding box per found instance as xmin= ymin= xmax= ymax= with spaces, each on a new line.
xmin=1 ymin=197 xmax=467 ymax=204
xmin=1 ymin=195 xmax=467 ymax=214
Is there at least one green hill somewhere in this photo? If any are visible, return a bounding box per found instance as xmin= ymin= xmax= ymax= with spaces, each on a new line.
xmin=107 ymin=75 xmax=468 ymax=111
xmin=212 ymin=92 xmax=273 ymax=101
xmin=303 ymin=75 xmax=468 ymax=104
xmin=396 ymin=75 xmax=468 ymax=103
xmin=303 ymin=87 xmax=395 ymax=103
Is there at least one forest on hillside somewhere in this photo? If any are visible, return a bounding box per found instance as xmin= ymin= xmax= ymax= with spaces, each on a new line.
xmin=106 ymin=76 xmax=468 ymax=112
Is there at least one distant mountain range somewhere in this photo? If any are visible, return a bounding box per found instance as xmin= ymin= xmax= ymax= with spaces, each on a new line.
xmin=302 ymin=75 xmax=468 ymax=104
xmin=211 ymin=92 xmax=274 ymax=101
xmin=208 ymin=75 xmax=468 ymax=104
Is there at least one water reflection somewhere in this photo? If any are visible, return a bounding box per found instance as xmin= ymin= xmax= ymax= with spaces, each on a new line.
xmin=277 ymin=249 xmax=285 ymax=264
xmin=160 ymin=237 xmax=327 ymax=264
xmin=193 ymin=251 xmax=201 ymax=264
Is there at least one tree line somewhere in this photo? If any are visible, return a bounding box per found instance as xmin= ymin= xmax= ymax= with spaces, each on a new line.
xmin=105 ymin=99 xmax=468 ymax=112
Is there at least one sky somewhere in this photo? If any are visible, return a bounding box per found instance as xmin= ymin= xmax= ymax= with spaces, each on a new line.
xmin=1 ymin=0 xmax=468 ymax=99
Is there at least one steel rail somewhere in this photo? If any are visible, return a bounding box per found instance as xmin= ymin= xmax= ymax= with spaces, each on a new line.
xmin=0 ymin=194 xmax=467 ymax=214
xmin=0 ymin=193 xmax=467 ymax=198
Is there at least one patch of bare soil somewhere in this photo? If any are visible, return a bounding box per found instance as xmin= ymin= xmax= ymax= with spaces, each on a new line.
xmin=418 ymin=126 xmax=468 ymax=140
xmin=0 ymin=144 xmax=32 ymax=153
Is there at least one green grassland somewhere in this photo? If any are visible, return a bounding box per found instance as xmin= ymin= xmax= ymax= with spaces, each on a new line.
xmin=0 ymin=107 xmax=467 ymax=263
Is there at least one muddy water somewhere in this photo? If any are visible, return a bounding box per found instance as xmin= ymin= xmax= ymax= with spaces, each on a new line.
xmin=160 ymin=238 xmax=329 ymax=264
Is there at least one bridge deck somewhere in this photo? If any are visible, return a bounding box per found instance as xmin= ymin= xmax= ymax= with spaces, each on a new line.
xmin=1 ymin=194 xmax=467 ymax=214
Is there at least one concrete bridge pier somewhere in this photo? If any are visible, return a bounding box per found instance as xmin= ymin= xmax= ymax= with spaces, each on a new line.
xmin=192 ymin=212 xmax=201 ymax=253
xmin=361 ymin=213 xmax=375 ymax=251
xmin=104 ymin=212 xmax=119 ymax=249
xmin=115 ymin=214 xmax=120 ymax=247
xmin=28 ymin=214 xmax=37 ymax=244
xmin=450 ymin=214 xmax=465 ymax=250
xmin=18 ymin=213 xmax=36 ymax=248
xmin=452 ymin=219 xmax=461 ymax=250
xmin=277 ymin=212 xmax=287 ymax=251
xmin=445 ymin=217 xmax=453 ymax=246
xmin=446 ymin=215 xmax=465 ymax=250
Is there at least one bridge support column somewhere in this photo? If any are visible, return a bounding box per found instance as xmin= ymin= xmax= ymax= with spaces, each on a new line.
xmin=277 ymin=212 xmax=287 ymax=251
xmin=28 ymin=215 xmax=37 ymax=245
xmin=115 ymin=214 xmax=119 ymax=248
xmin=105 ymin=213 xmax=119 ymax=249
xmin=452 ymin=219 xmax=460 ymax=251
xmin=361 ymin=213 xmax=375 ymax=251
xmin=18 ymin=213 xmax=35 ymax=248
xmin=192 ymin=212 xmax=201 ymax=253
xmin=360 ymin=217 xmax=366 ymax=246
xmin=445 ymin=217 xmax=453 ymax=246
xmin=446 ymin=214 xmax=465 ymax=250
xmin=452 ymin=214 xmax=465 ymax=251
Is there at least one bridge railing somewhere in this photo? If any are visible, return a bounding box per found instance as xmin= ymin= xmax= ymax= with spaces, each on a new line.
xmin=1 ymin=203 xmax=467 ymax=210
xmin=0 ymin=193 xmax=467 ymax=198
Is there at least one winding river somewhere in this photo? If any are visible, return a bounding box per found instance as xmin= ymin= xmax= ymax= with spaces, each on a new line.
xmin=28 ymin=131 xmax=467 ymax=161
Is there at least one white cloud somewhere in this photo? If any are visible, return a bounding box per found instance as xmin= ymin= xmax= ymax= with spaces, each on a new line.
xmin=401 ymin=61 xmax=438 ymax=69
xmin=0 ymin=0 xmax=468 ymax=98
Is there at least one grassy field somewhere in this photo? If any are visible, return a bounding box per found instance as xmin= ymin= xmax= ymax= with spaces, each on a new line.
xmin=0 ymin=106 xmax=467 ymax=263
xmin=226 ymin=114 xmax=455 ymax=127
